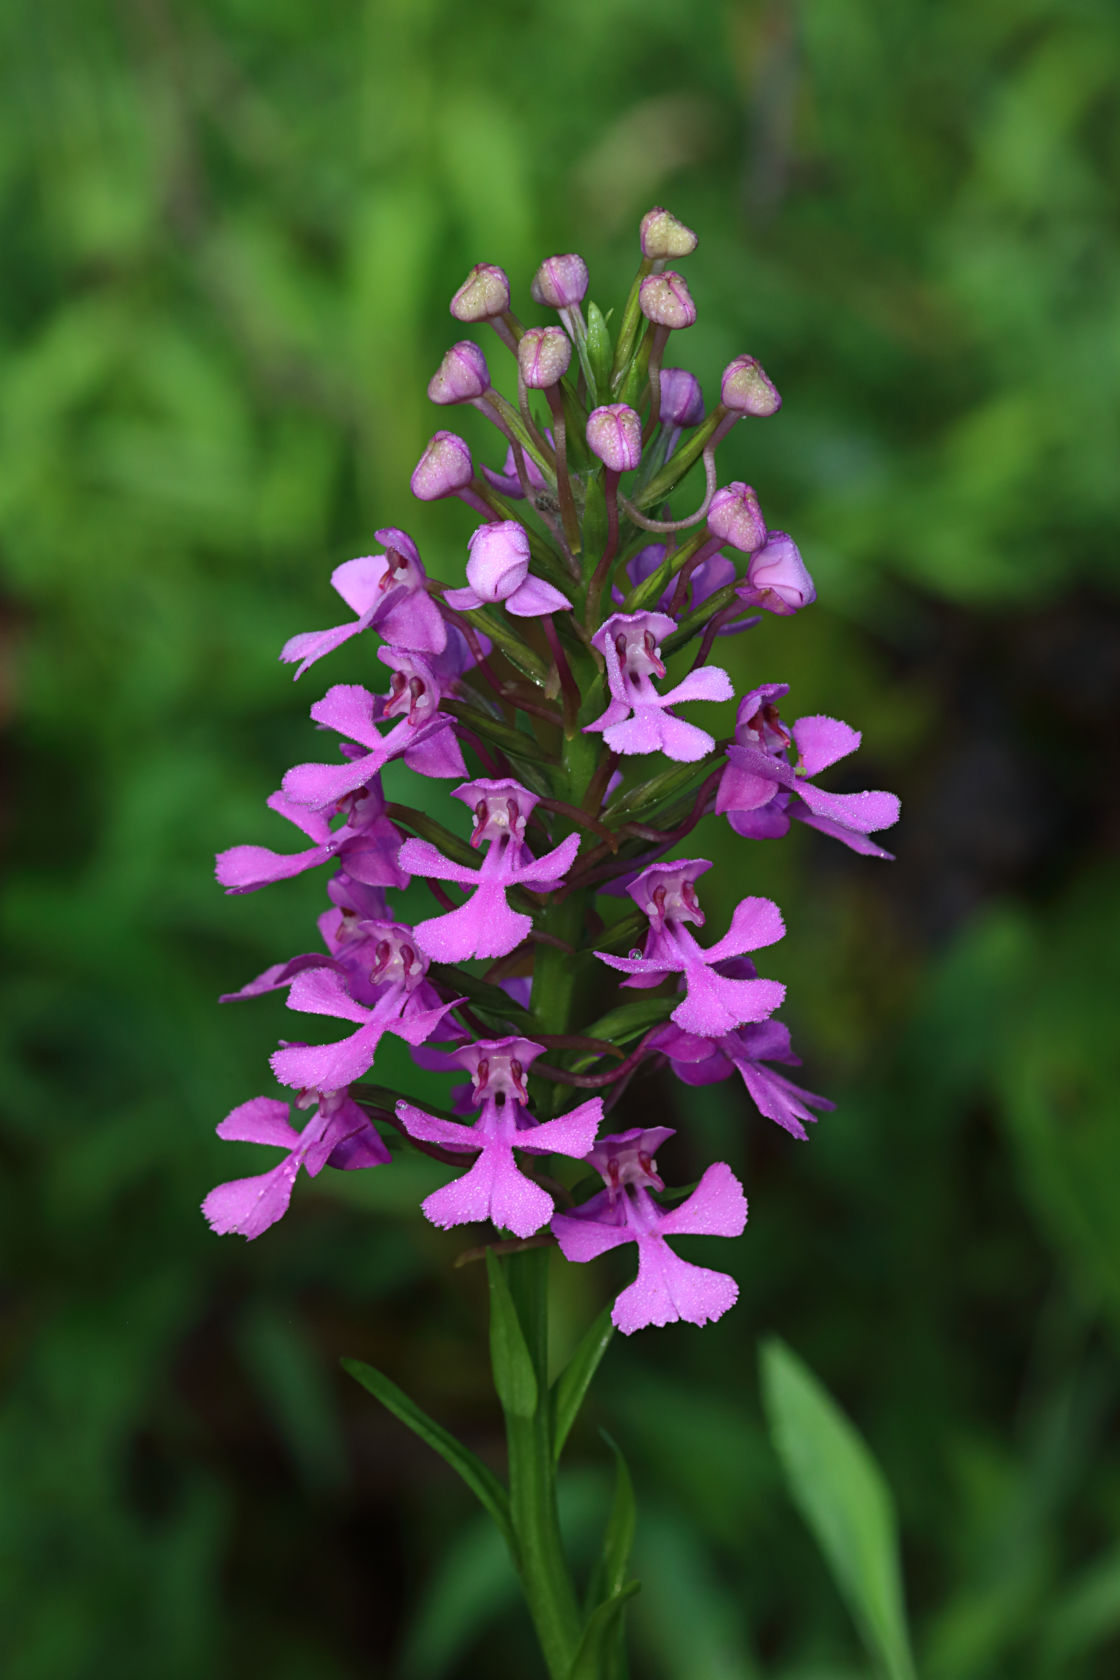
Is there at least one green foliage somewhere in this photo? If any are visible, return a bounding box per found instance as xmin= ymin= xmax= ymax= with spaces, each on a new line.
xmin=760 ymin=1339 xmax=916 ymax=1680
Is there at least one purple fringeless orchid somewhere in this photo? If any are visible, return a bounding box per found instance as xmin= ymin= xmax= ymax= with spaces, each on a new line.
xmin=215 ymin=775 xmax=408 ymax=894
xmin=398 ymin=1039 xmax=601 ymax=1239
xmin=279 ymin=527 xmax=447 ymax=679
xmin=649 ymin=1008 xmax=835 ymax=1141
xmin=585 ymin=610 xmax=733 ymax=761
xmin=399 ymin=778 xmax=581 ymax=963
xmin=552 ymin=1129 xmax=747 ymax=1333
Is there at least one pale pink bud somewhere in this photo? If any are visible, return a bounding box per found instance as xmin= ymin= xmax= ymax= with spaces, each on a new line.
xmin=639 ymin=271 xmax=696 ymax=330
xmin=639 ymin=207 xmax=698 ymax=261
xmin=411 ymin=431 xmax=474 ymax=501
xmin=464 ymin=522 xmax=531 ymax=601
xmin=450 ymin=263 xmax=511 ymax=323
xmin=428 ymin=341 xmax=490 ymax=405
xmin=707 ymin=483 xmax=767 ymax=554
xmin=720 ymin=354 xmax=781 ymax=417
xmin=586 ymin=405 xmax=643 ymax=473
xmin=530 ymin=253 xmax=589 ymax=310
xmin=517 ymin=326 xmax=571 ymax=389
xmin=739 ymin=533 xmax=815 ymax=615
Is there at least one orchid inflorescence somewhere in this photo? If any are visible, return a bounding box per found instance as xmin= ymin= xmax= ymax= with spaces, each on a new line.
xmin=206 ymin=205 xmax=900 ymax=1341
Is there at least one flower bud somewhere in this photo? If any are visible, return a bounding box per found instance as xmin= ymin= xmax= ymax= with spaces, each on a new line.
xmin=739 ymin=532 xmax=815 ymax=615
xmin=410 ymin=431 xmax=474 ymax=501
xmin=720 ymin=354 xmax=781 ymax=417
xmin=639 ymin=271 xmax=696 ymax=330
xmin=586 ymin=404 xmax=643 ymax=473
xmin=450 ymin=263 xmax=511 ymax=323
xmin=639 ymin=207 xmax=698 ymax=261
xmin=707 ymin=483 xmax=767 ymax=554
xmin=517 ymin=325 xmax=571 ymax=390
xmin=530 ymin=253 xmax=589 ymax=310
xmin=659 ymin=367 xmax=704 ymax=429
xmin=427 ymin=341 xmax=490 ymax=405
xmin=464 ymin=521 xmax=531 ymax=601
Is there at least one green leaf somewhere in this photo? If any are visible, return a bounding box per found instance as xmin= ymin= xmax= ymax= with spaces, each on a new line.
xmin=585 ymin=1430 xmax=636 ymax=1612
xmin=584 ymin=301 xmax=612 ymax=405
xmin=568 ymin=1581 xmax=641 ymax=1680
xmin=552 ymin=1304 xmax=615 ymax=1460
xmin=573 ymin=995 xmax=676 ymax=1060
xmin=341 ymin=1358 xmax=515 ymax=1553
xmin=486 ymin=1251 xmax=539 ymax=1420
xmin=759 ymin=1338 xmax=916 ymax=1680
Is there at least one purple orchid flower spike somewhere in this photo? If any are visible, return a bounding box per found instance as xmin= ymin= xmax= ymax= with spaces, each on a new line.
xmin=270 ymin=923 xmax=463 ymax=1090
xmin=716 ymin=684 xmax=901 ymax=857
xmin=399 ymin=778 xmax=581 ymax=963
xmin=595 ymin=860 xmax=786 ymax=1038
xmin=650 ymin=1008 xmax=835 ymax=1141
xmin=281 ymin=646 xmax=468 ymax=811
xmin=397 ymin=1038 xmax=602 ymax=1239
xmin=279 ymin=528 xmax=446 ymax=680
xmin=585 ymin=611 xmax=733 ymax=761
xmin=445 ymin=521 xmax=571 ymax=617
xmin=552 ymin=1129 xmax=747 ymax=1332
xmin=202 ymin=1087 xmax=391 ymax=1240
xmin=216 ymin=776 xmax=409 ymax=894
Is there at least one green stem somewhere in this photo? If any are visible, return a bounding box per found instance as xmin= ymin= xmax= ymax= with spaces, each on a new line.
xmin=504 ymin=1248 xmax=583 ymax=1679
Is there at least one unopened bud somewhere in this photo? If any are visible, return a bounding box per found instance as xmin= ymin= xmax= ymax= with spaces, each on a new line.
xmin=410 ymin=431 xmax=474 ymax=501
xmin=450 ymin=263 xmax=511 ymax=323
xmin=517 ymin=326 xmax=571 ymax=389
xmin=639 ymin=271 xmax=696 ymax=330
xmin=720 ymin=354 xmax=781 ymax=417
xmin=708 ymin=483 xmax=767 ymax=554
xmin=739 ymin=532 xmax=815 ymax=615
xmin=586 ymin=404 xmax=643 ymax=473
xmin=530 ymin=253 xmax=589 ymax=310
xmin=659 ymin=368 xmax=704 ymax=429
xmin=639 ymin=207 xmax=698 ymax=261
xmin=465 ymin=521 xmax=531 ymax=601
xmin=427 ymin=341 xmax=490 ymax=405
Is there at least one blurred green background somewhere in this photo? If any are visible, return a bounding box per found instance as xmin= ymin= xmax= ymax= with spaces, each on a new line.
xmin=2 ymin=0 xmax=1119 ymax=1675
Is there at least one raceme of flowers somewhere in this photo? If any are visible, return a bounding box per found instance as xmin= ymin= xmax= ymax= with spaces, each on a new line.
xmin=206 ymin=208 xmax=900 ymax=1334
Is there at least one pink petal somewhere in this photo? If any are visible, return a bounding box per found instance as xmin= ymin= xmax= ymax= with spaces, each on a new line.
xmin=215 ymin=1096 xmax=300 ymax=1150
xmin=552 ymin=1208 xmax=634 ymax=1264
xmin=285 ymin=967 xmax=372 ymax=1024
xmin=397 ymin=1100 xmax=480 ymax=1152
xmin=513 ymin=831 xmax=581 ymax=890
xmin=444 ymin=585 xmax=484 ymax=611
xmin=659 ymin=1162 xmax=748 ymax=1239
xmin=215 ymin=841 xmax=329 ymax=892
xmin=795 ymin=782 xmax=901 ymax=837
xmin=794 ymin=809 xmax=896 ymax=858
xmin=412 ymin=885 xmax=530 ymax=963
xmin=202 ymin=1158 xmax=300 ymax=1239
xmin=671 ymin=971 xmax=786 ymax=1038
xmin=309 ymin=684 xmax=384 ymax=750
xmin=703 ymin=896 xmax=786 ymax=963
xmin=517 ymin=1099 xmax=602 ymax=1160
xmin=660 ymin=665 xmax=734 ymax=706
xmin=396 ymin=837 xmax=482 ymax=886
xmin=330 ymin=555 xmax=385 ymax=616
xmin=270 ymin=1018 xmax=385 ymax=1090
xmin=613 ymin=1240 xmax=739 ymax=1333
xmin=282 ymin=750 xmax=385 ymax=810
xmin=280 ymin=621 xmax=362 ymax=681
xmin=505 ymin=575 xmax=573 ymax=616
xmin=791 ymin=714 xmax=860 ymax=777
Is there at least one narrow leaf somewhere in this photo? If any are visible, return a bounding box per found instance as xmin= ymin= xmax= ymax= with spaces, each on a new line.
xmin=759 ymin=1338 xmax=916 ymax=1680
xmin=585 ymin=1429 xmax=636 ymax=1611
xmin=567 ymin=1581 xmax=641 ymax=1680
xmin=573 ymin=995 xmax=675 ymax=1057
xmin=342 ymin=1357 xmax=514 ymax=1553
xmin=552 ymin=1304 xmax=615 ymax=1460
xmin=486 ymin=1251 xmax=539 ymax=1420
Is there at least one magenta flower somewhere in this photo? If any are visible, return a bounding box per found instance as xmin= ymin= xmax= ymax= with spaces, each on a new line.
xmin=445 ymin=521 xmax=572 ymax=617
xmin=202 ymin=1087 xmax=391 ymax=1241
xmin=735 ymin=532 xmax=815 ymax=615
xmin=584 ymin=612 xmax=732 ymax=761
xmin=716 ymin=684 xmax=901 ymax=857
xmin=398 ymin=1038 xmax=601 ymax=1238
xmin=594 ymin=860 xmax=786 ymax=1038
xmin=216 ymin=777 xmax=408 ymax=895
xmin=279 ymin=529 xmax=446 ymax=680
xmin=400 ymin=778 xmax=581 ymax=963
xmin=281 ymin=648 xmax=468 ymax=810
xmin=650 ymin=1011 xmax=835 ymax=1141
xmin=270 ymin=925 xmax=462 ymax=1090
xmin=552 ymin=1130 xmax=747 ymax=1332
